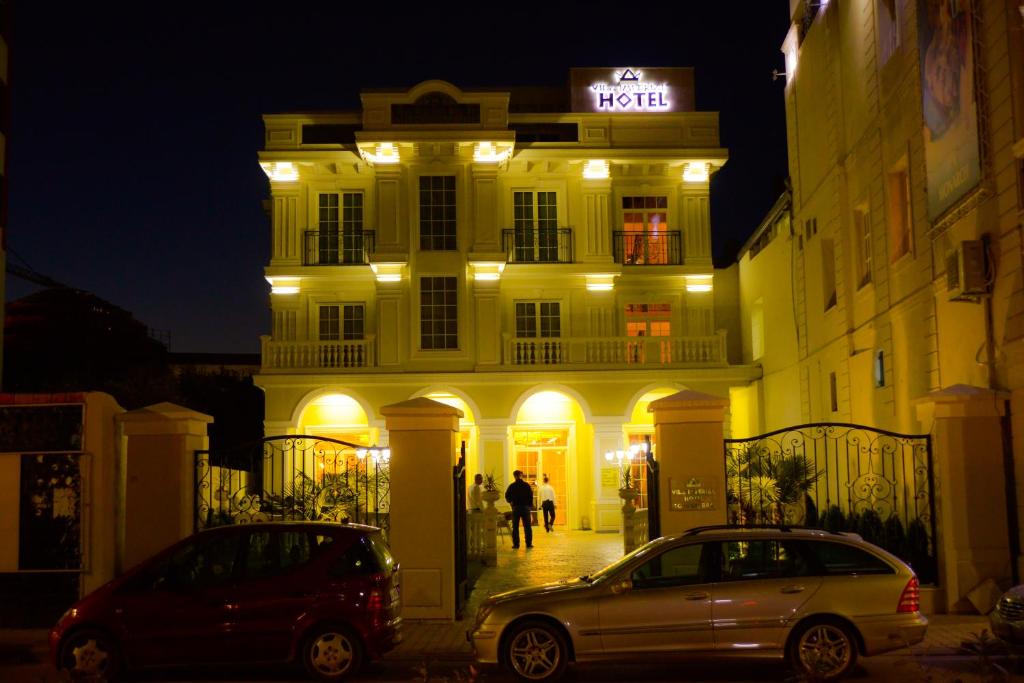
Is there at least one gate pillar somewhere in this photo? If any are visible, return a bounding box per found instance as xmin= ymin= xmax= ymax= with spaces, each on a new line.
xmin=117 ymin=402 xmax=212 ymax=573
xmin=381 ymin=397 xmax=462 ymax=620
xmin=915 ymin=385 xmax=1012 ymax=613
xmin=649 ymin=390 xmax=729 ymax=535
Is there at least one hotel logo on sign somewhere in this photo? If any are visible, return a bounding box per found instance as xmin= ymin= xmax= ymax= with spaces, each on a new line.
xmin=591 ymin=69 xmax=670 ymax=111
xmin=569 ymin=67 xmax=694 ymax=114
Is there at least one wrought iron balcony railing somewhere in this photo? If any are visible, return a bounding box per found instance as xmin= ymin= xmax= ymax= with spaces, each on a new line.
xmin=303 ymin=230 xmax=376 ymax=266
xmin=504 ymin=332 xmax=727 ymax=368
xmin=612 ymin=230 xmax=683 ymax=265
xmin=502 ymin=227 xmax=574 ymax=264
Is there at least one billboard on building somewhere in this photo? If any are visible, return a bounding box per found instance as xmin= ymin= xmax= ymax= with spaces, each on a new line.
xmin=570 ymin=67 xmax=694 ymax=113
xmin=917 ymin=0 xmax=981 ymax=221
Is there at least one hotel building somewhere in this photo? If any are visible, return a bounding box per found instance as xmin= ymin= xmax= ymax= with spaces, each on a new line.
xmin=256 ymin=69 xmax=758 ymax=531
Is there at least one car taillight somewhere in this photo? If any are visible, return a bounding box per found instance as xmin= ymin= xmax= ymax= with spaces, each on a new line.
xmin=898 ymin=576 xmax=920 ymax=613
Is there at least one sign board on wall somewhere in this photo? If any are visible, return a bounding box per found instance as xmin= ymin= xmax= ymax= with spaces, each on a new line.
xmin=570 ymin=67 xmax=695 ymax=113
xmin=916 ymin=0 xmax=981 ymax=220
xmin=600 ymin=467 xmax=620 ymax=494
xmin=669 ymin=476 xmax=717 ymax=511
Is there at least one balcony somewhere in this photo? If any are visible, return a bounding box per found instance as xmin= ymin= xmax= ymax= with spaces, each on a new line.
xmin=504 ymin=332 xmax=727 ymax=368
xmin=502 ymin=227 xmax=574 ymax=264
xmin=612 ymin=231 xmax=682 ymax=265
xmin=303 ymin=230 xmax=376 ymax=266
xmin=262 ymin=336 xmax=376 ymax=370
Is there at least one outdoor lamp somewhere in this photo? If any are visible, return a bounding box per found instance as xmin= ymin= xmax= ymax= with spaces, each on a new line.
xmin=356 ymin=448 xmax=367 ymax=460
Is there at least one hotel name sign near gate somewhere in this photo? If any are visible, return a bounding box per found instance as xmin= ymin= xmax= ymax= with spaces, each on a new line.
xmin=669 ymin=476 xmax=717 ymax=512
xmin=570 ymin=67 xmax=695 ymax=113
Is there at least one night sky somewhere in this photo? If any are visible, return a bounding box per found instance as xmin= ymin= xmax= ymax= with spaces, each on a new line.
xmin=6 ymin=2 xmax=790 ymax=354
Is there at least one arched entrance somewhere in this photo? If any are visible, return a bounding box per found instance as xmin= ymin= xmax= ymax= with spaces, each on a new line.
xmin=296 ymin=392 xmax=377 ymax=446
xmin=512 ymin=390 xmax=589 ymax=529
xmin=623 ymin=386 xmax=681 ymax=509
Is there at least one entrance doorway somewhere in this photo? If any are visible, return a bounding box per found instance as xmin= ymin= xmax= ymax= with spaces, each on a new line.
xmin=512 ymin=428 xmax=568 ymax=527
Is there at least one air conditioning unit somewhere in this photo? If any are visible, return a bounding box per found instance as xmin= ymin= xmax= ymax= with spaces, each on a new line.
xmin=946 ymin=239 xmax=988 ymax=301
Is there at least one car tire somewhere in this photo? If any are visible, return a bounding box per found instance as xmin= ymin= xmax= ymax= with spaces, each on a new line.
xmin=302 ymin=624 xmax=363 ymax=681
xmin=58 ymin=627 xmax=122 ymax=681
xmin=503 ymin=619 xmax=569 ymax=682
xmin=788 ymin=618 xmax=859 ymax=680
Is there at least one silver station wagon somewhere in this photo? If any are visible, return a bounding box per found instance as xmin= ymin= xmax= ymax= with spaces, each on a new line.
xmin=469 ymin=526 xmax=927 ymax=681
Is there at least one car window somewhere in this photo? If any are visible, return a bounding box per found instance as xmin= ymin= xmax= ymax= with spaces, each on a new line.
xmin=168 ymin=533 xmax=241 ymax=589
xmin=330 ymin=535 xmax=382 ymax=577
xmin=630 ymin=543 xmax=708 ymax=589
xmin=720 ymin=540 xmax=811 ymax=581
xmin=809 ymin=541 xmax=895 ymax=575
xmin=242 ymin=530 xmax=315 ymax=579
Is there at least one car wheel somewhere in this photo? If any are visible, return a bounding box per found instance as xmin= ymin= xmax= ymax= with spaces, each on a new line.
xmin=789 ymin=619 xmax=858 ymax=680
xmin=59 ymin=627 xmax=122 ymax=680
xmin=302 ymin=625 xmax=363 ymax=681
xmin=503 ymin=619 xmax=569 ymax=682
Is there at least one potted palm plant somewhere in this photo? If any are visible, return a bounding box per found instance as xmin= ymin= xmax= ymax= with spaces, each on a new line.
xmin=482 ymin=473 xmax=501 ymax=508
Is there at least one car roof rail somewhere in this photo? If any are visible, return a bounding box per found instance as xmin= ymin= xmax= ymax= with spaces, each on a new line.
xmin=682 ymin=524 xmax=846 ymax=536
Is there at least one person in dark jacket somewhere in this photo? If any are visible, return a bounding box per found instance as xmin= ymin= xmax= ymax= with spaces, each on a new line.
xmin=504 ymin=469 xmax=534 ymax=549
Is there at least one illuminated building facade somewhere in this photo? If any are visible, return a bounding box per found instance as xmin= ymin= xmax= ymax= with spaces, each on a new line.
xmin=734 ymin=1 xmax=1024 ymax=580
xmin=257 ymin=69 xmax=757 ymax=531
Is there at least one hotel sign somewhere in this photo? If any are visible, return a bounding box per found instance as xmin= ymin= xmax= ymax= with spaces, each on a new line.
xmin=570 ymin=67 xmax=694 ymax=113
xmin=669 ymin=476 xmax=717 ymax=512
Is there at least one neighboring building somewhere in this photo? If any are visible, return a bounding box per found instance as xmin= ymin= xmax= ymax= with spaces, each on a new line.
xmin=0 ymin=1 xmax=11 ymax=385
xmin=736 ymin=1 xmax=1024 ymax=581
xmin=256 ymin=69 xmax=757 ymax=531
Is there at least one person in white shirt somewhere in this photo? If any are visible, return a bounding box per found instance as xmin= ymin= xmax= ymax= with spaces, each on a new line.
xmin=538 ymin=474 xmax=556 ymax=532
xmin=469 ymin=473 xmax=484 ymax=511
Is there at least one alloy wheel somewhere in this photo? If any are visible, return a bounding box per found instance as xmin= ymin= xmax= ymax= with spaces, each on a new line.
xmin=508 ymin=626 xmax=563 ymax=681
xmin=309 ymin=631 xmax=356 ymax=678
xmin=796 ymin=623 xmax=853 ymax=678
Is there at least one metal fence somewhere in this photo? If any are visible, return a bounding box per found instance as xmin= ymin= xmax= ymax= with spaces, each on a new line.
xmin=724 ymin=423 xmax=937 ymax=583
xmin=195 ymin=436 xmax=390 ymax=536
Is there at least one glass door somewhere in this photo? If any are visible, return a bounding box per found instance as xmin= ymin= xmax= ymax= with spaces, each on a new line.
xmin=513 ymin=429 xmax=568 ymax=527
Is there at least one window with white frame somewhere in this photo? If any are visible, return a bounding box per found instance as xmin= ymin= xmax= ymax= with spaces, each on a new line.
xmin=419 ymin=176 xmax=456 ymax=251
xmin=512 ymin=191 xmax=559 ymax=262
xmin=420 ymin=277 xmax=458 ymax=349
xmin=319 ymin=305 xmax=340 ymax=341
xmin=515 ymin=302 xmax=561 ymax=339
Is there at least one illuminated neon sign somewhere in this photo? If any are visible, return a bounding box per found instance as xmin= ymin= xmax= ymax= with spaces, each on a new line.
xmin=590 ymin=68 xmax=670 ymax=112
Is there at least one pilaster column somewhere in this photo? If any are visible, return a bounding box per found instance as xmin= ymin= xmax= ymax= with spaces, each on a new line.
xmin=375 ymin=276 xmax=405 ymax=367
xmin=679 ymin=184 xmax=711 ymax=266
xmin=374 ymin=166 xmax=405 ymax=253
xmin=470 ymin=163 xmax=502 ymax=254
xmin=591 ymin=418 xmax=625 ymax=532
xmin=270 ymin=186 xmax=302 ymax=265
xmin=649 ymin=390 xmax=729 ymax=535
xmin=477 ymin=420 xmax=510 ymax=482
xmin=470 ymin=268 xmax=502 ymax=366
xmin=581 ymin=178 xmax=613 ymax=263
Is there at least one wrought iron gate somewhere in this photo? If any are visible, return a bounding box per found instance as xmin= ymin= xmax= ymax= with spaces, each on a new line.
xmin=724 ymin=423 xmax=937 ymax=583
xmin=453 ymin=442 xmax=468 ymax=618
xmin=645 ymin=448 xmax=661 ymax=540
xmin=195 ymin=436 xmax=390 ymax=535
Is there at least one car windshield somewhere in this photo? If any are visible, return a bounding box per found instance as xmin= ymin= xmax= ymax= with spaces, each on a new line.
xmin=586 ymin=537 xmax=672 ymax=583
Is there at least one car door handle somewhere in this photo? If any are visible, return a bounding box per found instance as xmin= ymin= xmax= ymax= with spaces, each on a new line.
xmin=780 ymin=585 xmax=806 ymax=594
xmin=683 ymin=591 xmax=709 ymax=601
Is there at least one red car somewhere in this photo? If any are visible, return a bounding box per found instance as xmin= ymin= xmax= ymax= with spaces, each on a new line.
xmin=50 ymin=521 xmax=401 ymax=681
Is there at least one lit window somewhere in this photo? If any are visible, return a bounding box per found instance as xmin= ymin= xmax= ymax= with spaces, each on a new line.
xmin=887 ymin=167 xmax=912 ymax=262
xmin=619 ymin=196 xmax=671 ymax=264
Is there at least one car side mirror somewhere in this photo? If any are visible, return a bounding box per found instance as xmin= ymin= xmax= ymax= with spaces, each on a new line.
xmin=610 ymin=579 xmax=632 ymax=595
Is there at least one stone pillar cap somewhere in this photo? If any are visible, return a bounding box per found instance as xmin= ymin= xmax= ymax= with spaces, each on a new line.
xmin=648 ymin=389 xmax=729 ymax=412
xmin=380 ymin=396 xmax=465 ymax=418
xmin=913 ymin=383 xmax=1010 ymax=405
xmin=118 ymin=402 xmax=214 ymax=424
